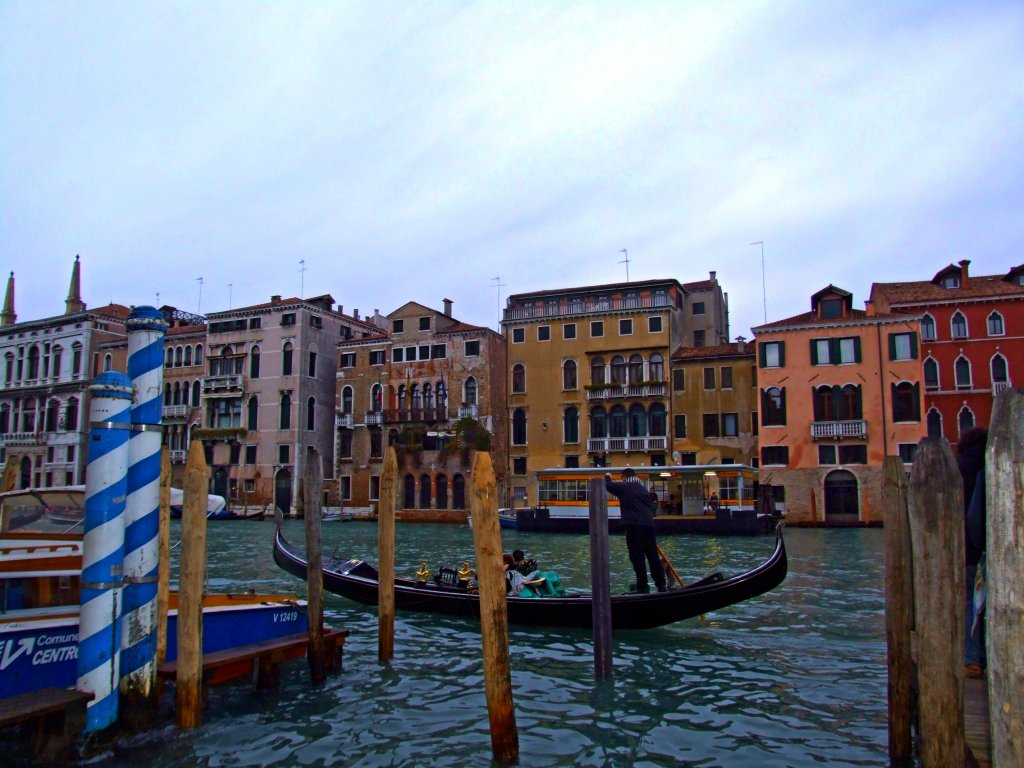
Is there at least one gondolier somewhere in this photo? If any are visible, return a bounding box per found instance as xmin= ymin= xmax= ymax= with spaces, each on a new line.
xmin=605 ymin=468 xmax=667 ymax=593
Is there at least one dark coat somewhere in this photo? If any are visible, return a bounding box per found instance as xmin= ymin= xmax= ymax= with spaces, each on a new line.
xmin=605 ymin=477 xmax=656 ymax=527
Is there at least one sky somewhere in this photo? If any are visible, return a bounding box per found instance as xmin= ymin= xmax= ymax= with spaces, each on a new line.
xmin=2 ymin=1 xmax=1023 ymax=339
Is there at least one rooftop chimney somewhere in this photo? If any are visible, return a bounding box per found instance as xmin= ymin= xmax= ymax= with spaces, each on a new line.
xmin=271 ymin=295 xmax=281 ymax=305
xmin=735 ymin=335 xmax=746 ymax=353
xmin=959 ymin=259 xmax=971 ymax=289
xmin=443 ymin=298 xmax=453 ymax=317
xmin=709 ymin=270 xmax=717 ymax=281
xmin=354 ymin=308 xmax=360 ymax=321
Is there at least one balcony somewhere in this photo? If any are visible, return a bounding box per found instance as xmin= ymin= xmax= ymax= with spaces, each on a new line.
xmin=504 ymin=293 xmax=671 ymax=322
xmin=170 ymin=449 xmax=187 ymax=463
xmin=336 ymin=413 xmax=354 ymax=428
xmin=458 ymin=404 xmax=479 ymax=419
xmin=993 ymin=380 xmax=1012 ymax=396
xmin=364 ymin=411 xmax=383 ymax=426
xmin=586 ymin=382 xmax=666 ymax=401
xmin=1 ymin=431 xmax=47 ymax=446
xmin=811 ymin=420 xmax=868 ymax=440
xmin=587 ymin=436 xmax=668 ymax=453
xmin=162 ymin=404 xmax=189 ymax=419
xmin=202 ymin=374 xmax=242 ymax=394
xmin=382 ymin=407 xmax=450 ymax=424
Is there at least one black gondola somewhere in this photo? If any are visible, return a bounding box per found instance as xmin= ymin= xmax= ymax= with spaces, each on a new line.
xmin=273 ymin=524 xmax=787 ymax=630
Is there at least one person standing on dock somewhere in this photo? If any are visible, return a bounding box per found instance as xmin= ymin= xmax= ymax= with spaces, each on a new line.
xmin=605 ymin=468 xmax=667 ymax=594
xmin=956 ymin=427 xmax=988 ymax=679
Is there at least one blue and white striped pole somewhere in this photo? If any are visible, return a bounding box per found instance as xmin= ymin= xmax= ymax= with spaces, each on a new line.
xmin=77 ymin=371 xmax=133 ymax=732
xmin=121 ymin=306 xmax=167 ymax=702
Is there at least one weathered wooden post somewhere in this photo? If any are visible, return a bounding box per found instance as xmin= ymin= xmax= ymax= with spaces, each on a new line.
xmin=986 ymin=389 xmax=1023 ymax=768
xmin=589 ymin=478 xmax=613 ymax=681
xmin=882 ymin=455 xmax=912 ymax=767
xmin=303 ymin=447 xmax=326 ymax=684
xmin=469 ymin=451 xmax=518 ymax=764
xmin=907 ymin=437 xmax=964 ymax=766
xmin=156 ymin=448 xmax=171 ymax=668
xmin=176 ymin=440 xmax=209 ymax=729
xmin=378 ymin=446 xmax=397 ymax=664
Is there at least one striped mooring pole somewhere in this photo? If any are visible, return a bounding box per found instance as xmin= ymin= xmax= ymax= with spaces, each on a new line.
xmin=120 ymin=306 xmax=168 ymax=702
xmin=76 ymin=371 xmax=133 ymax=732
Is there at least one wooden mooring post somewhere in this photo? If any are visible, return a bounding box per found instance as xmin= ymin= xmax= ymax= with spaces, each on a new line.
xmin=156 ymin=448 xmax=171 ymax=669
xmin=882 ymin=455 xmax=912 ymax=767
xmin=469 ymin=451 xmax=518 ymax=764
xmin=176 ymin=440 xmax=209 ymax=729
xmin=377 ymin=447 xmax=397 ymax=664
xmin=303 ymin=447 xmax=326 ymax=684
xmin=589 ymin=478 xmax=613 ymax=681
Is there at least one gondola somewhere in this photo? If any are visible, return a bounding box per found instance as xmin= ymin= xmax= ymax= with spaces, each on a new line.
xmin=273 ymin=524 xmax=787 ymax=630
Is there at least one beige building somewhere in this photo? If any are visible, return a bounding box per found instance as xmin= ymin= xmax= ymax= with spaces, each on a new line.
xmin=158 ymin=309 xmax=207 ymax=487
xmin=335 ymin=299 xmax=507 ymax=512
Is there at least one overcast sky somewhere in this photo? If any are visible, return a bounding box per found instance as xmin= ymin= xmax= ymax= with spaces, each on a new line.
xmin=2 ymin=1 xmax=1022 ymax=339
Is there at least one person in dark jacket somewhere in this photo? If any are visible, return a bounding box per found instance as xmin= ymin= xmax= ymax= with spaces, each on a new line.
xmin=605 ymin=468 xmax=667 ymax=593
xmin=957 ymin=427 xmax=988 ymax=677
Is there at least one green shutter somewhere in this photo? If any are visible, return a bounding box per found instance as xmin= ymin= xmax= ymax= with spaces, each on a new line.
xmin=810 ymin=339 xmax=819 ymax=365
xmin=759 ymin=342 xmax=766 ymax=368
xmin=853 ymin=336 xmax=862 ymax=363
xmin=778 ymin=342 xmax=785 ymax=367
xmin=888 ymin=333 xmax=897 ymax=361
xmin=779 ymin=387 xmax=786 ymax=425
xmin=910 ymin=333 xmax=918 ymax=359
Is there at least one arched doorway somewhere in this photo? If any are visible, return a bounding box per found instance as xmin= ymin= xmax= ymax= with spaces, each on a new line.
xmin=419 ymin=474 xmax=431 ymax=509
xmin=212 ymin=467 xmax=229 ymax=501
xmin=403 ymin=474 xmax=416 ymax=509
xmin=275 ymin=468 xmax=293 ymax=516
xmin=436 ymin=475 xmax=448 ymax=510
xmin=453 ymin=474 xmax=466 ymax=510
xmin=824 ymin=469 xmax=859 ymax=522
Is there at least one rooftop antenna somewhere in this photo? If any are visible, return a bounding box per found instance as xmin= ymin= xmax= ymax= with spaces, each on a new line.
xmin=492 ymin=276 xmax=506 ymax=323
xmin=299 ymin=259 xmax=306 ymax=299
xmin=619 ymin=249 xmax=630 ymax=282
xmin=196 ymin=277 xmax=204 ymax=315
xmin=155 ymin=291 xmax=160 ymax=306
xmin=751 ymin=241 xmax=766 ymax=323
xmin=228 ymin=283 xmax=233 ymax=310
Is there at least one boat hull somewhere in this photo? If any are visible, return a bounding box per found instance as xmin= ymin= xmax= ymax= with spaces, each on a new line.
xmin=515 ymin=506 xmax=779 ymax=535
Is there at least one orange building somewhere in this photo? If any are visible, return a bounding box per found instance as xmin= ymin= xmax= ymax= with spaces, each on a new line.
xmin=752 ymin=286 xmax=925 ymax=525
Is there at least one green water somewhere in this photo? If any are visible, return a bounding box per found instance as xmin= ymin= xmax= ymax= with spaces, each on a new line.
xmin=85 ymin=521 xmax=888 ymax=767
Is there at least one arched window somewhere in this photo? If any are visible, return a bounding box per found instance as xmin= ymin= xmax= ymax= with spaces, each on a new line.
xmin=0 ymin=404 xmax=9 ymax=434
xmin=762 ymin=387 xmax=786 ymax=426
xmin=371 ymin=383 xmax=382 ymax=413
xmin=191 ymin=380 xmax=200 ymax=406
xmin=590 ymin=406 xmax=607 ymax=438
xmin=562 ymin=360 xmax=577 ymax=390
xmin=563 ymin=406 xmax=579 ymax=444
xmin=628 ymin=354 xmax=644 ymax=385
xmin=72 ymin=343 xmax=82 ymax=375
xmin=307 ymin=397 xmax=315 ymax=430
xmin=194 ymin=345 xmax=203 ymax=365
xmin=397 ymin=384 xmax=407 ymax=410
xmin=628 ymin=403 xmax=647 ymax=436
xmin=280 ymin=393 xmax=291 ymax=429
xmin=247 ymin=396 xmax=259 ymax=430
xmin=924 ymin=357 xmax=939 ymax=390
xmin=282 ymin=342 xmax=293 ymax=375
xmin=955 ymin=355 xmax=972 ymax=389
xmin=591 ymin=357 xmax=606 ymax=386
xmin=609 ymin=405 xmax=627 ymax=437
xmin=958 ymin=406 xmax=975 ymax=436
xmin=342 ymin=386 xmax=353 ymax=414
xmin=436 ymin=475 xmax=448 ymax=509
xmin=824 ymin=469 xmax=859 ymax=518
xmin=410 ymin=384 xmax=421 ymax=410
xmin=165 ymin=347 xmax=174 ymax=367
xmin=991 ymin=354 xmax=1008 ymax=385
xmin=891 ymin=381 xmax=920 ymax=422
xmin=512 ymin=408 xmax=527 ymax=445
xmin=436 ymin=381 xmax=447 ymax=409
xmin=45 ymin=398 xmax=59 ymax=432
xmin=52 ymin=346 xmax=62 ymax=379
xmin=175 ymin=346 xmax=183 ymax=366
xmin=27 ymin=346 xmax=40 ymax=379
xmin=512 ymin=364 xmax=526 ymax=394
xmin=250 ymin=345 xmax=261 ymax=378
xmin=184 ymin=346 xmax=192 ymax=366
xmin=838 ymin=384 xmax=863 ymax=420
xmin=453 ymin=474 xmax=466 ymax=510
xmin=104 ymin=353 xmax=112 ymax=372
xmin=926 ymin=408 xmax=943 ymax=439
xmin=65 ymin=398 xmax=79 ymax=432
xmin=369 ymin=428 xmax=382 ymax=458
xmin=173 ymin=381 xmax=182 ymax=405
xmin=423 ymin=382 xmax=433 ymax=410
xmin=610 ymin=356 xmax=626 ymax=385
xmin=987 ymin=311 xmax=1004 ymax=336
xmin=921 ymin=313 xmax=936 ymax=341
xmin=182 ymin=380 xmax=190 ymax=407
xmin=648 ymin=353 xmax=664 ymax=382
xmin=951 ymin=311 xmax=968 ymax=339
xmin=464 ymin=377 xmax=477 ymax=406
xmin=419 ymin=474 xmax=431 ymax=508
xmin=649 ymin=403 xmax=666 ymax=436
xmin=164 ymin=383 xmax=172 ymax=406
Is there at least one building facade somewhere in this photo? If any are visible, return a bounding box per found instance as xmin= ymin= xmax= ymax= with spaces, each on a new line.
xmin=159 ymin=308 xmax=207 ymax=486
xmin=752 ymin=286 xmax=926 ymax=525
xmin=869 ymin=260 xmax=1024 ymax=444
xmin=335 ymin=299 xmax=507 ymax=512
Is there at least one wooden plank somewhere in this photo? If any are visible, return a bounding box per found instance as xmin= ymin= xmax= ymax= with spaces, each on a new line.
xmin=470 ymin=451 xmax=518 ymax=763
xmin=965 ymin=677 xmax=991 ymax=768
xmin=907 ymin=437 xmax=965 ymax=767
xmin=589 ymin=478 xmax=612 ymax=681
xmin=986 ymin=389 xmax=1023 ymax=768
xmin=0 ymin=688 xmax=93 ymax=727
xmin=156 ymin=447 xmax=171 ymax=667
xmin=303 ymin=447 xmax=326 ymax=684
xmin=883 ymin=455 xmax=913 ymax=767
xmin=176 ymin=440 xmax=209 ymax=729
xmin=377 ymin=447 xmax=397 ymax=664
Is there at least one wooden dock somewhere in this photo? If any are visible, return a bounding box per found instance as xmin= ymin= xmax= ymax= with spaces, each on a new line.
xmin=0 ymin=687 xmax=93 ymax=759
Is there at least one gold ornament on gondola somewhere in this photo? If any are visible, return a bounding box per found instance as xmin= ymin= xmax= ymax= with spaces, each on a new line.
xmin=415 ymin=561 xmax=430 ymax=584
xmin=457 ymin=561 xmax=475 ymax=582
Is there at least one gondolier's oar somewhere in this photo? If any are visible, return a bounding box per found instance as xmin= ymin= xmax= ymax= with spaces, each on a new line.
xmin=658 ymin=545 xmax=685 ymax=588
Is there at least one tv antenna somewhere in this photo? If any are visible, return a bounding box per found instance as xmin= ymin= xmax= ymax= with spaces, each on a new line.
xmin=492 ymin=276 xmax=507 ymax=322
xmin=299 ymin=259 xmax=306 ymax=299
xmin=228 ymin=283 xmax=233 ymax=310
xmin=751 ymin=241 xmax=767 ymax=323
xmin=619 ymin=249 xmax=630 ymax=282
xmin=196 ymin=277 xmax=204 ymax=315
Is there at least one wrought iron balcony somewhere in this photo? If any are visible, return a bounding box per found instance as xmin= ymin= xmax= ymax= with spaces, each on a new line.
xmin=811 ymin=420 xmax=868 ymax=440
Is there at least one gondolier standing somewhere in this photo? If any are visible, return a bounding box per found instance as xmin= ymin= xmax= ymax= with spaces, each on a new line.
xmin=605 ymin=469 xmax=667 ymax=593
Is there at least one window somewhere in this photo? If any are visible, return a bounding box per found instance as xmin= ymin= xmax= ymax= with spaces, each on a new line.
xmin=924 ymin=358 xmax=939 ymax=390
xmin=921 ymin=314 xmax=936 ymax=341
xmin=888 ymin=332 xmax=918 ymax=361
xmin=693 ymin=330 xmax=706 ymax=347
xmin=512 ymin=409 xmax=527 ymax=445
xmin=338 ymin=430 xmax=353 ymax=459
xmin=281 ymin=313 xmax=296 ymax=326
xmin=340 ymin=352 xmax=355 ymax=368
xmin=761 ymin=387 xmax=786 ymax=426
xmin=369 ymin=475 xmax=380 ymax=501
xmin=811 ymin=337 xmax=861 ymax=365
xmin=513 ymin=457 xmax=527 ymax=475
xmin=538 ymin=326 xmax=551 ymax=342
xmin=609 ymin=405 xmax=627 ymax=438
xmin=340 ymin=386 xmax=353 ymax=414
xmin=279 ymin=393 xmax=291 ymax=429
xmin=619 ymin=319 xmax=633 ymax=336
xmin=813 ymin=384 xmax=863 ymax=421
xmin=721 ymin=413 xmax=738 ymax=437
xmin=464 ymin=340 xmax=480 ymax=356
xmin=951 ymin=311 xmax=968 ymax=339
xmin=991 ymin=354 xmax=1008 ymax=385
xmin=306 ymin=397 xmax=315 ymax=430
xmin=610 ymin=356 xmax=626 ymax=385
xmin=282 ymin=343 xmax=293 ymax=375
xmin=431 ymin=344 xmax=446 ymax=359
xmin=370 ymin=350 xmax=386 ymax=365
xmin=942 ymin=275 xmax=960 ymax=289
xmin=563 ymin=407 xmax=579 ymax=444
xmin=649 ymin=403 xmax=666 ymax=436
xmin=703 ymin=413 xmax=720 ymax=438
xmin=720 ymin=366 xmax=733 ymax=389
xmin=308 ymin=350 xmax=317 ymax=377
xmin=309 ymin=315 xmax=322 ymax=329
xmin=250 ymin=346 xmax=261 ymax=378
xmin=245 ymin=445 xmax=257 ymax=465
xmin=761 ymin=446 xmax=789 ymax=465
xmin=672 ymin=369 xmax=685 ymax=391
xmin=340 ymin=476 xmax=352 ymax=501
xmin=464 ymin=377 xmax=477 ymax=405
xmin=891 ymin=382 xmax=921 ymax=422
xmin=512 ymin=364 xmax=526 ymax=394
xmin=247 ymin=396 xmax=259 ymax=430
xmin=590 ymin=321 xmax=604 ymax=338
xmin=419 ymin=316 xmax=430 ymax=331
xmin=392 ymin=319 xmax=404 ymax=333
xmin=751 ymin=412 xmax=758 ymax=435
xmin=370 ymin=429 xmax=382 ymax=458
xmin=278 ymin=444 xmax=290 ymax=464
xmin=591 ymin=357 xmax=605 ymax=386
xmin=820 ymin=299 xmax=843 ymax=319
xmin=648 ymin=316 xmax=662 ymax=333
xmin=590 ymin=406 xmax=607 ymax=438
xmin=512 ymin=328 xmax=525 ymax=343
xmin=419 ymin=345 xmax=430 ymax=360
xmin=898 ymin=443 xmax=917 ymax=464
xmin=955 ymin=356 xmax=972 ymax=389
xmin=703 ymin=367 xmax=715 ymax=390
xmin=628 ymin=354 xmax=643 ymax=384
xmin=927 ymin=408 xmax=943 ymax=439
xmin=818 ymin=445 xmax=836 ymax=465
xmin=673 ymin=414 xmax=686 ymax=438
xmin=958 ymin=407 xmax=975 ymax=436
xmin=838 ymin=445 xmax=867 ymax=464
xmin=648 ymin=353 xmax=664 ymax=382
xmin=249 ymin=318 xmax=261 ymax=330
xmin=692 ymin=302 xmax=705 ymax=315
xmin=563 ymin=323 xmax=577 ymax=340
xmin=759 ymin=341 xmax=785 ymax=368
xmin=987 ymin=312 xmax=1004 ymax=336
xmin=565 ymin=455 xmax=579 ymax=469
xmin=562 ymin=360 xmax=577 ymax=390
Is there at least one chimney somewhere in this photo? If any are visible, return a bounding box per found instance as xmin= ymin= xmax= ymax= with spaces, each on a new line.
xmin=709 ymin=270 xmax=717 ymax=282
xmin=271 ymin=295 xmax=281 ymax=305
xmin=959 ymin=259 xmax=971 ymax=289
xmin=735 ymin=335 xmax=746 ymax=353
xmin=354 ymin=308 xmax=360 ymax=321
xmin=443 ymin=298 xmax=453 ymax=317
xmin=337 ymin=304 xmax=343 ymax=315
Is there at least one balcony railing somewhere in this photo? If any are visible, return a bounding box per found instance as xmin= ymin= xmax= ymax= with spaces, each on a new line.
xmin=202 ymin=374 xmax=242 ymax=393
xmin=382 ymin=407 xmax=450 ymax=424
xmin=162 ymin=404 xmax=189 ymax=419
xmin=458 ymin=404 xmax=479 ymax=419
xmin=587 ymin=436 xmax=668 ymax=453
xmin=503 ymin=294 xmax=671 ymax=322
xmin=586 ymin=382 xmax=666 ymax=401
xmin=811 ymin=420 xmax=868 ymax=440
xmin=0 ymin=431 xmax=47 ymax=446
xmin=170 ymin=449 xmax=187 ymax=463
xmin=364 ymin=411 xmax=383 ymax=426
xmin=993 ymin=380 xmax=1012 ymax=396
xmin=336 ymin=413 xmax=354 ymax=428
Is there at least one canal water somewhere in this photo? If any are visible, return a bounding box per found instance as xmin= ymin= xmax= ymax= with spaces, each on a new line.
xmin=87 ymin=521 xmax=887 ymax=767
